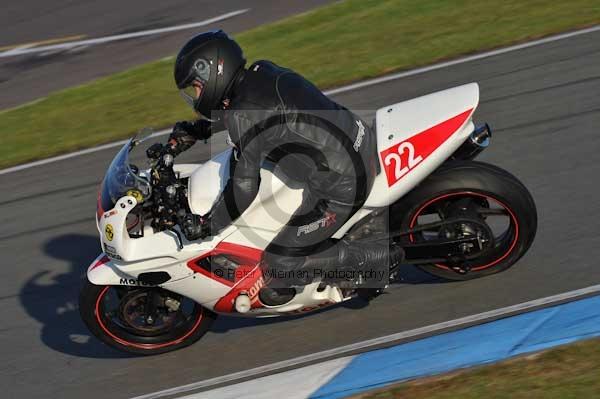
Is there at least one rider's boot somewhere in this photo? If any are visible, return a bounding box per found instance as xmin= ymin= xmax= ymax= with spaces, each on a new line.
xmin=303 ymin=240 xmax=404 ymax=298
xmin=339 ymin=240 xmax=404 ymax=300
xmin=259 ymin=241 xmax=404 ymax=305
xmin=259 ymin=250 xmax=339 ymax=306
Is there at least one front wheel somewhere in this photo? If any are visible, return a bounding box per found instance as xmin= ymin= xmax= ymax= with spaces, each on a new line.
xmin=79 ymin=281 xmax=216 ymax=355
xmin=391 ymin=161 xmax=537 ymax=280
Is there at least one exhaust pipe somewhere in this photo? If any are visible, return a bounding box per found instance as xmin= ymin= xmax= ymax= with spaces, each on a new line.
xmin=451 ymin=123 xmax=492 ymax=161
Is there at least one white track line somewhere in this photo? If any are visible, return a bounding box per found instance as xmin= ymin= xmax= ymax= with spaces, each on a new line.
xmin=1 ymin=43 xmax=37 ymax=57
xmin=0 ymin=129 xmax=170 ymax=175
xmin=131 ymin=283 xmax=600 ymax=399
xmin=1 ymin=24 xmax=599 ymax=176
xmin=0 ymin=9 xmax=250 ymax=59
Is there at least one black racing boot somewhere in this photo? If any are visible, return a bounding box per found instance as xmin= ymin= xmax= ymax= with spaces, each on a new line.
xmin=301 ymin=240 xmax=404 ymax=299
xmin=259 ymin=241 xmax=404 ymax=304
xmin=339 ymin=241 xmax=404 ymax=300
xmin=339 ymin=241 xmax=403 ymax=284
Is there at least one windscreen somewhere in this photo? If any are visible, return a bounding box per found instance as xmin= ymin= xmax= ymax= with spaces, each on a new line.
xmin=97 ymin=138 xmax=151 ymax=219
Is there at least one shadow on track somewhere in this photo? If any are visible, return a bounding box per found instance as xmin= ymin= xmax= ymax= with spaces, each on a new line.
xmin=20 ymin=233 xmax=448 ymax=355
xmin=19 ymin=233 xmax=129 ymax=358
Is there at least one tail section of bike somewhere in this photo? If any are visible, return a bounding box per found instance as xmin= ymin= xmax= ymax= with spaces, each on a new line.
xmin=365 ymin=83 xmax=479 ymax=207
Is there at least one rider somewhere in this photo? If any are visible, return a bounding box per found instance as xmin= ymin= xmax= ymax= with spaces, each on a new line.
xmin=168 ymin=30 xmax=403 ymax=304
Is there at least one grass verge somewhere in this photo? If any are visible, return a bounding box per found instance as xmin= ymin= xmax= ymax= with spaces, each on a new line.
xmin=354 ymin=337 xmax=600 ymax=399
xmin=1 ymin=0 xmax=600 ymax=168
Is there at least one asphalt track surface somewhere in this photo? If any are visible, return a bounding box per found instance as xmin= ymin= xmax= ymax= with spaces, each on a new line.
xmin=1 ymin=25 xmax=599 ymax=399
xmin=0 ymin=0 xmax=333 ymax=109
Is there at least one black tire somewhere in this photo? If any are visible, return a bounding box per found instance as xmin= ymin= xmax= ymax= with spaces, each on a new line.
xmin=79 ymin=280 xmax=216 ymax=355
xmin=390 ymin=161 xmax=537 ymax=280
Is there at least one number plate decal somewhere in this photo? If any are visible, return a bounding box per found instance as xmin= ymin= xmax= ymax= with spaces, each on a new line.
xmin=380 ymin=109 xmax=473 ymax=187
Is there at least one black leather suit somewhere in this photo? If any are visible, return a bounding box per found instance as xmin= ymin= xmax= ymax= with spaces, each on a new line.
xmin=192 ymin=61 xmax=380 ymax=286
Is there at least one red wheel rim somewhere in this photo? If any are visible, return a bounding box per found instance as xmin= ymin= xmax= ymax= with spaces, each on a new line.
xmin=94 ymin=286 xmax=204 ymax=350
xmin=408 ymin=191 xmax=519 ymax=272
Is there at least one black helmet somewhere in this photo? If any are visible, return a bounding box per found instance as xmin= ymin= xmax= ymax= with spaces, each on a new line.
xmin=174 ymin=30 xmax=246 ymax=118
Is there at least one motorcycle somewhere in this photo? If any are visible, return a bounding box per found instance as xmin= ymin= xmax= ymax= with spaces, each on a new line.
xmin=79 ymin=83 xmax=537 ymax=355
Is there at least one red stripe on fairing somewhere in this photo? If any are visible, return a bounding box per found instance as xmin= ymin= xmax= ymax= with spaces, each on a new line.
xmin=186 ymin=242 xmax=266 ymax=313
xmin=212 ymin=242 xmax=263 ymax=262
xmin=90 ymin=255 xmax=110 ymax=270
xmin=186 ymin=242 xmax=264 ymax=287
xmin=212 ymin=263 xmax=265 ymax=313
xmin=96 ymin=181 xmax=108 ymax=221
xmin=380 ymin=109 xmax=474 ymax=187
xmin=96 ymin=186 xmax=105 ymax=220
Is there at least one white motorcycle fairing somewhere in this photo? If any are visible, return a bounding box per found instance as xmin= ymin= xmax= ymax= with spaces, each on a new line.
xmin=365 ymin=82 xmax=479 ymax=207
xmin=90 ymin=83 xmax=480 ymax=317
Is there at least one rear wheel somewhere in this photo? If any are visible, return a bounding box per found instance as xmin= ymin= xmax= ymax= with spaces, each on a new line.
xmin=79 ymin=281 xmax=216 ymax=355
xmin=391 ymin=161 xmax=537 ymax=280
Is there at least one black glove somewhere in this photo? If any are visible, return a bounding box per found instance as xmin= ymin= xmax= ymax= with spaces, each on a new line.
xmin=168 ymin=120 xmax=212 ymax=156
xmin=181 ymin=213 xmax=211 ymax=241
xmin=146 ymin=142 xmax=167 ymax=159
xmin=168 ymin=122 xmax=197 ymax=157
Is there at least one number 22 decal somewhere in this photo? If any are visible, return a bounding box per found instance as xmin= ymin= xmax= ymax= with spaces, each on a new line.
xmin=383 ymin=141 xmax=423 ymax=181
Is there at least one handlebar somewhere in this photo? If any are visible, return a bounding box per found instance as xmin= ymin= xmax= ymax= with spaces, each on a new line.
xmin=144 ymin=143 xmax=188 ymax=233
xmin=145 ymin=142 xmax=170 ymax=161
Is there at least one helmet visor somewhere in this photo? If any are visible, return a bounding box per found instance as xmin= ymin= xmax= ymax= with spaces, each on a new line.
xmin=179 ymin=80 xmax=204 ymax=108
xmin=178 ymin=58 xmax=211 ymax=108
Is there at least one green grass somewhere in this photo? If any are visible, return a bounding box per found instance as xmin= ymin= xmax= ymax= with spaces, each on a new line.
xmin=1 ymin=0 xmax=600 ymax=168
xmin=355 ymin=337 xmax=600 ymax=399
